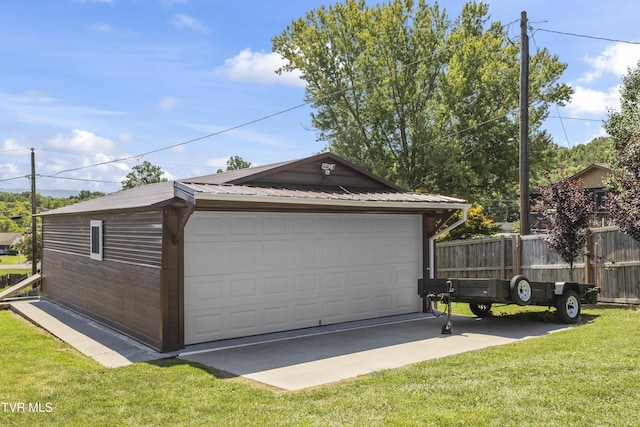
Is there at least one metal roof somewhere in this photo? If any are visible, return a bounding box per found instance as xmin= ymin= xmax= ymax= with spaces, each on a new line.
xmin=38 ymin=153 xmax=469 ymax=216
xmin=37 ymin=181 xmax=177 ymax=216
xmin=177 ymin=182 xmax=465 ymax=205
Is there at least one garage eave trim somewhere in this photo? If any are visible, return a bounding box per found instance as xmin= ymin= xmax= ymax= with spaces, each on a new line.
xmin=174 ymin=182 xmax=470 ymax=211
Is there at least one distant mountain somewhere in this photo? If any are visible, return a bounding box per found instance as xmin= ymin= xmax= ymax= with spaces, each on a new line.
xmin=0 ymin=188 xmax=80 ymax=198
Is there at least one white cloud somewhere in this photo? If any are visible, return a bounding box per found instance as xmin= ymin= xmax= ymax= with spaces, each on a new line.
xmin=0 ymin=162 xmax=20 ymax=176
xmin=205 ymin=156 xmax=229 ymax=169
xmin=565 ymin=84 xmax=621 ymax=116
xmin=91 ymin=23 xmax=114 ymax=33
xmin=217 ymin=48 xmax=305 ymax=87
xmin=48 ymin=129 xmax=116 ymax=153
xmin=118 ymin=133 xmax=132 ymax=143
xmin=25 ymin=90 xmax=55 ymax=103
xmin=170 ymin=14 xmax=208 ymax=34
xmin=159 ymin=97 xmax=180 ymax=111
xmin=2 ymin=138 xmax=29 ymax=155
xmin=75 ymin=0 xmax=114 ymax=4
xmin=160 ymin=0 xmax=187 ymax=7
xmin=580 ymin=43 xmax=640 ymax=82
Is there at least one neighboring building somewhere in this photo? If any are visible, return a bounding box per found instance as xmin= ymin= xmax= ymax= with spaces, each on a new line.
xmin=37 ymin=153 xmax=470 ymax=352
xmin=569 ymin=163 xmax=611 ymax=214
xmin=0 ymin=232 xmax=20 ymax=255
xmin=531 ymin=163 xmax=612 ymax=230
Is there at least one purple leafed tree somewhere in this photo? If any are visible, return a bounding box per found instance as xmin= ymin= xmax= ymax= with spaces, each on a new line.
xmin=535 ymin=173 xmax=594 ymax=280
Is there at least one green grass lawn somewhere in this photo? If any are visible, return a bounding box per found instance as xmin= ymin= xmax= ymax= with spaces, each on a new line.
xmin=1 ymin=304 xmax=639 ymax=426
xmin=0 ymin=255 xmax=26 ymax=265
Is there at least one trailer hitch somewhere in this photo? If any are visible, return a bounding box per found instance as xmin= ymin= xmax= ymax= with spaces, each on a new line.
xmin=426 ymin=280 xmax=454 ymax=334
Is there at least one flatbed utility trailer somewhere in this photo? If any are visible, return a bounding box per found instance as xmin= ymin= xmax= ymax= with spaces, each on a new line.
xmin=418 ymin=276 xmax=599 ymax=333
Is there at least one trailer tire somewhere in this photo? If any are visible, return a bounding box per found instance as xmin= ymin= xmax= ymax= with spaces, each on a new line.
xmin=556 ymin=290 xmax=581 ymax=323
xmin=510 ymin=275 xmax=533 ymax=306
xmin=469 ymin=303 xmax=492 ymax=317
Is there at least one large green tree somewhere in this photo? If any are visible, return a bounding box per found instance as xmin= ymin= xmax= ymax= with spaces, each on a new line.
xmin=216 ymin=156 xmax=252 ymax=173
xmin=603 ymin=61 xmax=640 ymax=242
xmin=121 ymin=161 xmax=168 ymax=190
xmin=273 ymin=0 xmax=571 ymax=203
xmin=556 ymin=136 xmax=615 ymax=177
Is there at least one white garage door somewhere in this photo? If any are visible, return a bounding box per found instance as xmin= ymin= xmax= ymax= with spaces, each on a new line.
xmin=184 ymin=211 xmax=422 ymax=345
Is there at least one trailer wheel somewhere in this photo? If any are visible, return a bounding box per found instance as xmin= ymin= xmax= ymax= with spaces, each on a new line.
xmin=470 ymin=303 xmax=492 ymax=317
xmin=556 ymin=290 xmax=581 ymax=323
xmin=510 ymin=275 xmax=533 ymax=306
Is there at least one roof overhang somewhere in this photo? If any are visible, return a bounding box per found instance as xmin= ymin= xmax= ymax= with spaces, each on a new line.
xmin=173 ymin=181 xmax=471 ymax=214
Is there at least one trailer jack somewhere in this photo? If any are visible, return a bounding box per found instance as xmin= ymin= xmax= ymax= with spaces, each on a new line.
xmin=427 ymin=280 xmax=454 ymax=335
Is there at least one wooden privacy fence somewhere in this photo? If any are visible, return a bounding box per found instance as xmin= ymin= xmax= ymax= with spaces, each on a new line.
xmin=435 ymin=226 xmax=640 ymax=304
xmin=0 ymin=273 xmax=28 ymax=289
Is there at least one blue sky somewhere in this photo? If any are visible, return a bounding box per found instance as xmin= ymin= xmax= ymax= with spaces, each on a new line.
xmin=2 ymin=0 xmax=640 ymax=194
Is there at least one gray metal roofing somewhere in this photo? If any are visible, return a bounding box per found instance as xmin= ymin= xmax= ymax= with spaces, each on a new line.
xmin=37 ymin=153 xmax=467 ymax=216
xmin=38 ymin=179 xmax=466 ymax=216
xmin=37 ymin=181 xmax=177 ymax=216
xmin=180 ymin=182 xmax=465 ymax=204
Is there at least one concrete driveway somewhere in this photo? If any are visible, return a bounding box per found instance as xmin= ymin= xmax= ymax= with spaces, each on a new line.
xmin=9 ymin=299 xmax=570 ymax=391
xmin=179 ymin=313 xmax=570 ymax=391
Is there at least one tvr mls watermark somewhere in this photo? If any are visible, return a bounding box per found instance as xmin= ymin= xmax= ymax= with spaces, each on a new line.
xmin=2 ymin=402 xmax=53 ymax=413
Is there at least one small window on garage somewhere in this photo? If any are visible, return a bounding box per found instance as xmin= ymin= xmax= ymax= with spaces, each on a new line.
xmin=90 ymin=220 xmax=103 ymax=261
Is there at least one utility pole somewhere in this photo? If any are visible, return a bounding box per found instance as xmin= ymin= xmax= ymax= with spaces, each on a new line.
xmin=31 ymin=148 xmax=37 ymax=275
xmin=519 ymin=11 xmax=530 ymax=235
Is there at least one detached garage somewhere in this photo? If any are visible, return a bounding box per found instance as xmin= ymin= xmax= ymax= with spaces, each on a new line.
xmin=39 ymin=153 xmax=469 ymax=352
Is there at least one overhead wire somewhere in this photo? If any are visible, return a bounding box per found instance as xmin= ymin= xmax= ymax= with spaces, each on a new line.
xmin=38 ymin=35 xmax=490 ymax=182
xmin=3 ymin=21 xmax=634 ymax=188
xmin=534 ymin=28 xmax=640 ymax=45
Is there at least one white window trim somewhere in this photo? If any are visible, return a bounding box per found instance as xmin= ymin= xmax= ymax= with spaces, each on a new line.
xmin=90 ymin=220 xmax=103 ymax=261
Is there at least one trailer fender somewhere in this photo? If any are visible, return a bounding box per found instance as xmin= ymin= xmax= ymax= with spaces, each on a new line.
xmin=554 ymin=282 xmax=566 ymax=296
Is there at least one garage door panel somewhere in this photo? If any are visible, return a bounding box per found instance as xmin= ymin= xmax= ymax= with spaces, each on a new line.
xmin=264 ymin=276 xmax=288 ymax=295
xmin=184 ymin=212 xmax=422 ymax=345
xmin=264 ymin=306 xmax=289 ymax=328
xmin=185 ymin=243 xmax=229 ymax=273
xmin=322 ymin=299 xmax=346 ymax=321
xmin=230 ymin=216 xmax=256 ymax=234
xmin=294 ymin=216 xmax=317 ymax=233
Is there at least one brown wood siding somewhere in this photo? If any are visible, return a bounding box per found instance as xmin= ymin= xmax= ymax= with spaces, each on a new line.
xmin=160 ymin=208 xmax=183 ymax=351
xmin=42 ymin=249 xmax=163 ymax=350
xmin=41 ymin=210 xmax=167 ymax=351
xmin=250 ymin=160 xmax=392 ymax=190
xmin=43 ymin=211 xmax=163 ymax=268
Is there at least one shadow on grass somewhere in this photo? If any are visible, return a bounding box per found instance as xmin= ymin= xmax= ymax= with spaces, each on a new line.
xmin=488 ymin=305 xmax=600 ymax=325
xmin=145 ymin=357 xmax=239 ymax=380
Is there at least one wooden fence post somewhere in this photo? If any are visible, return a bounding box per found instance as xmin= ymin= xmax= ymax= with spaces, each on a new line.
xmin=584 ymin=228 xmax=592 ymax=284
xmin=514 ymin=234 xmax=522 ymax=276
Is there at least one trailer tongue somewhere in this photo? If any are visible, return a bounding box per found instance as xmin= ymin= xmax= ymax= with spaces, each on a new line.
xmin=418 ymin=277 xmax=600 ymax=333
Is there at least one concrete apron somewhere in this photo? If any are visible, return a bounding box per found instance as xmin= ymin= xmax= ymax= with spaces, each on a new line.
xmin=8 ymin=299 xmax=570 ymax=391
xmin=179 ymin=313 xmax=570 ymax=391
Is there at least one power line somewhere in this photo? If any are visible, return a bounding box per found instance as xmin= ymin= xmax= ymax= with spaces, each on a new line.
xmin=0 ymin=175 xmax=29 ymax=183
xmin=37 ymin=175 xmax=120 ymax=184
xmin=548 ymin=116 xmax=603 ymax=122
xmin=5 ymin=21 xmax=624 ymax=188
xmin=41 ymin=35 xmax=489 ymax=179
xmin=535 ymin=28 xmax=640 ymax=45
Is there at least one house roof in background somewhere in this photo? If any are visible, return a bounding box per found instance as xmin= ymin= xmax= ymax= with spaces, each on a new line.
xmin=569 ymin=163 xmax=611 ymax=189
xmin=0 ymin=232 xmax=20 ymax=246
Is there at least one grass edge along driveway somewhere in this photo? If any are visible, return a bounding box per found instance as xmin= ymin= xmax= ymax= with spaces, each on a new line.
xmin=1 ymin=304 xmax=639 ymax=426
